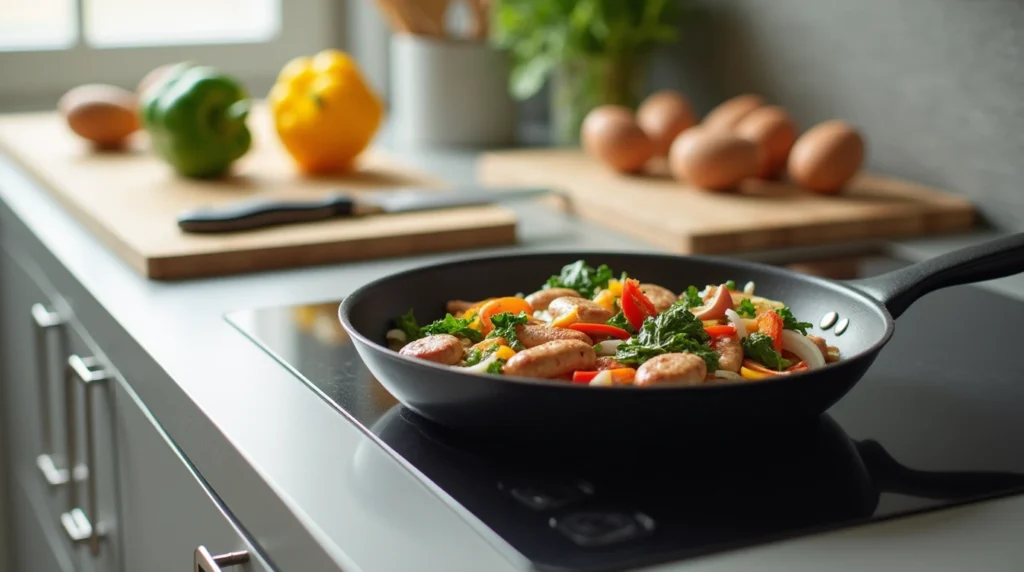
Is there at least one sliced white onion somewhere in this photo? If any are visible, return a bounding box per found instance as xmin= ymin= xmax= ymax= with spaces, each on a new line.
xmin=386 ymin=329 xmax=407 ymax=343
xmin=743 ymin=281 xmax=756 ymax=295
xmin=589 ymin=371 xmax=614 ymax=386
xmin=724 ymin=309 xmax=748 ymax=339
xmin=781 ymin=330 xmax=826 ymax=370
xmin=533 ymin=309 xmax=552 ymax=323
xmin=596 ymin=339 xmax=624 ymax=356
xmin=713 ymin=370 xmax=743 ymax=380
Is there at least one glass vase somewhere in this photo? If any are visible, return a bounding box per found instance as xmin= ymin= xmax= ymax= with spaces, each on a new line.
xmin=549 ymin=54 xmax=649 ymax=146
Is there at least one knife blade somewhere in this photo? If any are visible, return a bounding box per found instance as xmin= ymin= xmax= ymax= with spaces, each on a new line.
xmin=176 ymin=187 xmax=558 ymax=233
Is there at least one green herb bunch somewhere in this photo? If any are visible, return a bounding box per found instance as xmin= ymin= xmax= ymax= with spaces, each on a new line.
xmin=491 ymin=0 xmax=682 ymax=99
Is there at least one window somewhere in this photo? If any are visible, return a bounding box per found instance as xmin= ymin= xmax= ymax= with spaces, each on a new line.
xmin=0 ymin=0 xmax=340 ymax=107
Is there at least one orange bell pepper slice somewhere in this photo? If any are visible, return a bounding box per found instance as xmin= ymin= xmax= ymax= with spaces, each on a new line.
xmin=757 ymin=310 xmax=785 ymax=351
xmin=478 ymin=297 xmax=533 ymax=335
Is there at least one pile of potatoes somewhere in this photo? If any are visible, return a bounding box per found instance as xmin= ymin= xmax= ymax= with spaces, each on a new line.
xmin=580 ymin=91 xmax=866 ymax=195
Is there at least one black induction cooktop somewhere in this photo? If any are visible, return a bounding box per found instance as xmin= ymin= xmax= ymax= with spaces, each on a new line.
xmin=225 ymin=275 xmax=1024 ymax=572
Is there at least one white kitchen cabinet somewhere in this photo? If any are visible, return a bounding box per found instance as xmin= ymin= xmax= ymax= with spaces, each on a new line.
xmin=1 ymin=244 xmax=273 ymax=572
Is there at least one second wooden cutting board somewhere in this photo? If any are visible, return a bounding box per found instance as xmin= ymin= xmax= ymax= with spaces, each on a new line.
xmin=477 ymin=149 xmax=975 ymax=255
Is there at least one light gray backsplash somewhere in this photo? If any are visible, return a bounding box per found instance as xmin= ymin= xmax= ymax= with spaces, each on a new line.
xmin=524 ymin=0 xmax=1024 ymax=230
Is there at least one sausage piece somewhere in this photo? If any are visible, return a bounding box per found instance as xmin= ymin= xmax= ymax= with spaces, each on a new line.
xmin=399 ymin=334 xmax=464 ymax=366
xmin=446 ymin=299 xmax=479 ymax=315
xmin=548 ymin=296 xmax=614 ymax=325
xmin=503 ymin=340 xmax=596 ymax=379
xmin=640 ymin=283 xmax=677 ymax=312
xmin=634 ymin=353 xmax=707 ymax=387
xmin=807 ymin=334 xmax=840 ymax=363
xmin=525 ymin=288 xmax=580 ymax=311
xmin=596 ymin=356 xmax=627 ymax=370
xmin=713 ymin=335 xmax=743 ymax=373
xmin=516 ymin=325 xmax=593 ymax=348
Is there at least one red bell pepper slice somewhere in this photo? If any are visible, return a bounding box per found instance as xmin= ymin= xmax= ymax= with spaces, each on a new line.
xmin=567 ymin=323 xmax=632 ymax=340
xmin=621 ymin=279 xmax=657 ymax=331
xmin=703 ymin=324 xmax=737 ymax=338
xmin=757 ymin=310 xmax=785 ymax=351
xmin=571 ymin=368 xmax=637 ymax=384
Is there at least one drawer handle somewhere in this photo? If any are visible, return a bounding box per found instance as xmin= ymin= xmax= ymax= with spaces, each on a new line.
xmin=62 ymin=354 xmax=112 ymax=556
xmin=31 ymin=303 xmax=70 ymax=487
xmin=195 ymin=546 xmax=250 ymax=572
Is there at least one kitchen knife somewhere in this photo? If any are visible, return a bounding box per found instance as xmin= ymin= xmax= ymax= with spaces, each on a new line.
xmin=176 ymin=187 xmax=558 ymax=233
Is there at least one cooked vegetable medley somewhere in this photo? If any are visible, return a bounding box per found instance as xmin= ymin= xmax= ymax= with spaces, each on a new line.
xmin=386 ymin=260 xmax=840 ymax=386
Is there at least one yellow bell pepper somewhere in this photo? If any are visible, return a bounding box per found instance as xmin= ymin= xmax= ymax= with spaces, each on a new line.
xmin=268 ymin=49 xmax=383 ymax=174
xmin=740 ymin=366 xmax=769 ymax=380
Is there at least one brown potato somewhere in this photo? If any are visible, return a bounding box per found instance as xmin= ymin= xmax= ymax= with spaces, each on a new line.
xmin=58 ymin=84 xmax=139 ymax=148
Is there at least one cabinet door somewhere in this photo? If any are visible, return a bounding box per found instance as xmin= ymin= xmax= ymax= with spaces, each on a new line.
xmin=8 ymin=474 xmax=77 ymax=572
xmin=62 ymin=324 xmax=122 ymax=572
xmin=0 ymin=247 xmax=77 ymax=571
xmin=114 ymin=373 xmax=274 ymax=572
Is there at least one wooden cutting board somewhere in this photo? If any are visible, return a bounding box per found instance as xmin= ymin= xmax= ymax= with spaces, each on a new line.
xmin=477 ymin=149 xmax=974 ymax=254
xmin=0 ymin=107 xmax=517 ymax=280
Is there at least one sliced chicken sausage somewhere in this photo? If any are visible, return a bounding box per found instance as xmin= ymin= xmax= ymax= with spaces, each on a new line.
xmin=398 ymin=334 xmax=464 ymax=366
xmin=640 ymin=283 xmax=677 ymax=312
xmin=548 ymin=296 xmax=615 ymax=325
xmin=525 ymin=288 xmax=580 ymax=311
xmin=713 ymin=335 xmax=743 ymax=373
xmin=596 ymin=356 xmax=627 ymax=370
xmin=516 ymin=325 xmax=593 ymax=348
xmin=634 ymin=353 xmax=707 ymax=387
xmin=806 ymin=334 xmax=840 ymax=363
xmin=503 ymin=340 xmax=596 ymax=379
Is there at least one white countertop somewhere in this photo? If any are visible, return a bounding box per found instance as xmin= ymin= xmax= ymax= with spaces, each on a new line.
xmin=1 ymin=138 xmax=1022 ymax=571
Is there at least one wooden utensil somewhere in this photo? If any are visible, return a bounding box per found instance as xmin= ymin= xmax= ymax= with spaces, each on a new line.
xmin=399 ymin=0 xmax=451 ymax=37
xmin=465 ymin=0 xmax=490 ymax=40
xmin=374 ymin=0 xmax=414 ymax=33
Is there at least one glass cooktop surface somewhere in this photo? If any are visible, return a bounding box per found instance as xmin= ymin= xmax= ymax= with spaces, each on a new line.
xmin=226 ymin=282 xmax=1024 ymax=572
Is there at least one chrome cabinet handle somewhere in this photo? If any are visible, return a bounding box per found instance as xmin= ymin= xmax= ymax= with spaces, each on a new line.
xmin=31 ymin=302 xmax=70 ymax=487
xmin=61 ymin=354 xmax=111 ymax=556
xmin=195 ymin=546 xmax=249 ymax=572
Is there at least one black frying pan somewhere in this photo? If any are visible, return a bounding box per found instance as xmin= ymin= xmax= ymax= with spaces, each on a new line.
xmin=339 ymin=233 xmax=1024 ymax=438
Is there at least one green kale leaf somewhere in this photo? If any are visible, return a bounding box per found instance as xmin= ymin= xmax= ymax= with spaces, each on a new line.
xmin=463 ymin=343 xmax=500 ymax=367
xmin=394 ymin=309 xmax=424 ymax=341
xmin=681 ymin=285 xmax=703 ymax=309
xmin=487 ymin=311 xmax=529 ymax=350
xmin=614 ymin=302 xmax=718 ymax=371
xmin=545 ymin=259 xmax=614 ymax=298
xmin=422 ymin=313 xmax=483 ymax=343
xmin=736 ymin=298 xmax=757 ymax=318
xmin=777 ymin=306 xmax=812 ymax=336
xmin=486 ymin=358 xmax=507 ymax=375
xmin=606 ymin=311 xmax=636 ymax=334
xmin=741 ymin=332 xmax=792 ymax=371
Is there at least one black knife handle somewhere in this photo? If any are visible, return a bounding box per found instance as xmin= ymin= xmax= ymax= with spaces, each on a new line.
xmin=177 ymin=195 xmax=356 ymax=233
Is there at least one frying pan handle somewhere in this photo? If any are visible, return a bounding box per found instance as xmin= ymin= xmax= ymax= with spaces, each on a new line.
xmin=858 ymin=440 xmax=1024 ymax=500
xmin=847 ymin=233 xmax=1024 ymax=318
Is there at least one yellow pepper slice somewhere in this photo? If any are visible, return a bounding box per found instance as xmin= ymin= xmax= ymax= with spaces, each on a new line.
xmin=550 ymin=308 xmax=580 ymax=328
xmin=740 ymin=366 xmax=770 ymax=380
xmin=268 ymin=49 xmax=383 ymax=174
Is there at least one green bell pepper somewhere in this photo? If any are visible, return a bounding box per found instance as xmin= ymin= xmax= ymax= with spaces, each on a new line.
xmin=140 ymin=63 xmax=252 ymax=179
